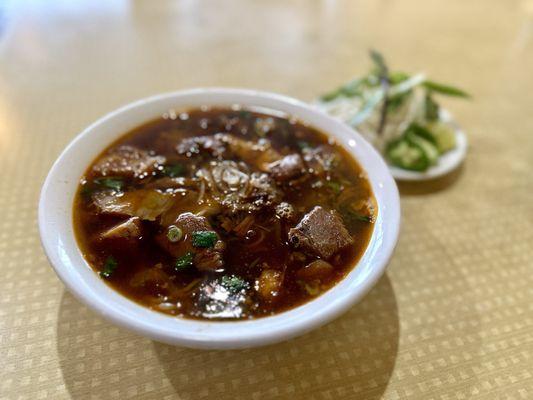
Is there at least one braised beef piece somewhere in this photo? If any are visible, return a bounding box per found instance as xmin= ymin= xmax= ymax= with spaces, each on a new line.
xmin=100 ymin=217 xmax=142 ymax=241
xmin=267 ymin=154 xmax=306 ymax=182
xmin=224 ymin=136 xmax=281 ymax=171
xmin=92 ymin=145 xmax=165 ymax=178
xmin=92 ymin=189 xmax=173 ymax=221
xmin=176 ymin=134 xmax=228 ymax=158
xmin=288 ymin=206 xmax=353 ymax=259
xmin=275 ymin=202 xmax=296 ymax=221
xmin=177 ymin=133 xmax=281 ymax=171
xmin=196 ymin=160 xmax=281 ymax=213
xmin=156 ymin=212 xmax=225 ymax=271
xmin=303 ymin=145 xmax=339 ymax=176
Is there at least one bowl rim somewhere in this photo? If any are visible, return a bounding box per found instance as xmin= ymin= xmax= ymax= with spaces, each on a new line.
xmin=39 ymin=88 xmax=400 ymax=349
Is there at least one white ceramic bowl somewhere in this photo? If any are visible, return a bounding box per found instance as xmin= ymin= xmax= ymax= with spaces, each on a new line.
xmin=39 ymin=88 xmax=400 ymax=349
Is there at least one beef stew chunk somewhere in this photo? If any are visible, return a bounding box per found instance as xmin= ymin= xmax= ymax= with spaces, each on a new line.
xmin=288 ymin=206 xmax=354 ymax=259
xmin=74 ymin=107 xmax=375 ymax=320
xmin=92 ymin=145 xmax=165 ymax=178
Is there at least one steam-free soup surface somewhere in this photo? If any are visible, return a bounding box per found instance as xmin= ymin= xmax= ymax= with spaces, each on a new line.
xmin=74 ymin=107 xmax=376 ymax=320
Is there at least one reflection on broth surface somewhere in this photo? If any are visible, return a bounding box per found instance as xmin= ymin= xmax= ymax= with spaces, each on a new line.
xmin=73 ymin=107 xmax=376 ymax=320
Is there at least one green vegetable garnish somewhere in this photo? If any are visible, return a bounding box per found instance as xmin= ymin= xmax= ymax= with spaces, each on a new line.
xmin=162 ymin=164 xmax=185 ymax=178
xmin=422 ymin=80 xmax=470 ymax=98
xmin=175 ymin=252 xmax=194 ymax=271
xmin=191 ymin=231 xmax=217 ymax=248
xmin=426 ymin=122 xmax=457 ymax=154
xmin=424 ymin=93 xmax=440 ymax=121
xmin=408 ymin=124 xmax=438 ymax=146
xmin=326 ymin=181 xmax=342 ymax=195
xmin=369 ymin=49 xmax=392 ymax=136
xmin=99 ymin=256 xmax=118 ymax=279
xmin=388 ymin=71 xmax=410 ymax=85
xmin=406 ymin=128 xmax=439 ymax=165
xmin=221 ymin=275 xmax=249 ymax=293
xmin=341 ymin=206 xmax=374 ymax=224
xmin=238 ymin=110 xmax=252 ymax=119
xmin=94 ymin=177 xmax=124 ymax=191
xmin=297 ymin=141 xmax=310 ymax=150
xmin=167 ymin=226 xmax=183 ymax=242
xmin=386 ymin=138 xmax=429 ymax=171
xmin=319 ymin=50 xmax=470 ymax=173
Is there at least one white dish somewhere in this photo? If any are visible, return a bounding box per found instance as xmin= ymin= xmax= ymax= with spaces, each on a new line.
xmin=39 ymin=88 xmax=400 ymax=349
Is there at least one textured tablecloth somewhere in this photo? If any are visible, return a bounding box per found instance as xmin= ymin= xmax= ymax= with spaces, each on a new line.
xmin=1 ymin=1 xmax=532 ymax=399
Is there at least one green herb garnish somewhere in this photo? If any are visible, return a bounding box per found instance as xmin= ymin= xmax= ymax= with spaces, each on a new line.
xmin=318 ymin=50 xmax=470 ymax=173
xmin=354 ymin=214 xmax=372 ymax=223
xmin=422 ymin=80 xmax=470 ymax=98
xmin=94 ymin=177 xmax=124 ymax=191
xmin=99 ymin=256 xmax=118 ymax=279
xmin=326 ymin=181 xmax=342 ymax=195
xmin=175 ymin=252 xmax=194 ymax=271
xmin=424 ymin=93 xmax=440 ymax=121
xmin=341 ymin=207 xmax=374 ymax=224
xmin=238 ymin=110 xmax=252 ymax=119
xmin=162 ymin=164 xmax=185 ymax=178
xmin=369 ymin=49 xmax=391 ymax=136
xmin=167 ymin=226 xmax=183 ymax=242
xmin=297 ymin=141 xmax=310 ymax=150
xmin=221 ymin=275 xmax=249 ymax=293
xmin=191 ymin=231 xmax=217 ymax=248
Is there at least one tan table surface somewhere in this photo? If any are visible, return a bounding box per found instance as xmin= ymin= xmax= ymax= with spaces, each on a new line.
xmin=1 ymin=1 xmax=533 ymax=399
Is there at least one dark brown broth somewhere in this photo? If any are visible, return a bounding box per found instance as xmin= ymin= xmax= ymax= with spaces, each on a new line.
xmin=73 ymin=107 xmax=376 ymax=320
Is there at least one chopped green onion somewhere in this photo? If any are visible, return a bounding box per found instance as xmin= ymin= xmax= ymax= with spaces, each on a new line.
xmin=162 ymin=164 xmax=185 ymax=178
xmin=99 ymin=256 xmax=118 ymax=279
xmin=175 ymin=252 xmax=194 ymax=271
xmin=167 ymin=226 xmax=183 ymax=242
xmin=221 ymin=275 xmax=249 ymax=293
xmin=94 ymin=177 xmax=124 ymax=191
xmin=191 ymin=231 xmax=217 ymax=248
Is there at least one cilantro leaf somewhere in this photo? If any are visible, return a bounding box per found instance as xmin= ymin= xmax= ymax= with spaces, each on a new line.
xmin=93 ymin=177 xmax=124 ymax=191
xmin=221 ymin=275 xmax=249 ymax=293
xmin=175 ymin=252 xmax=194 ymax=271
xmin=99 ymin=256 xmax=118 ymax=279
xmin=162 ymin=164 xmax=186 ymax=178
xmin=191 ymin=231 xmax=217 ymax=248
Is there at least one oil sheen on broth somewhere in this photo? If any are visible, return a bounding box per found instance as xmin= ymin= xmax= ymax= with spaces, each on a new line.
xmin=73 ymin=107 xmax=376 ymax=320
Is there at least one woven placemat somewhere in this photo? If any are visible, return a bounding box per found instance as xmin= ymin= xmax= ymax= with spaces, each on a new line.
xmin=1 ymin=1 xmax=532 ymax=398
